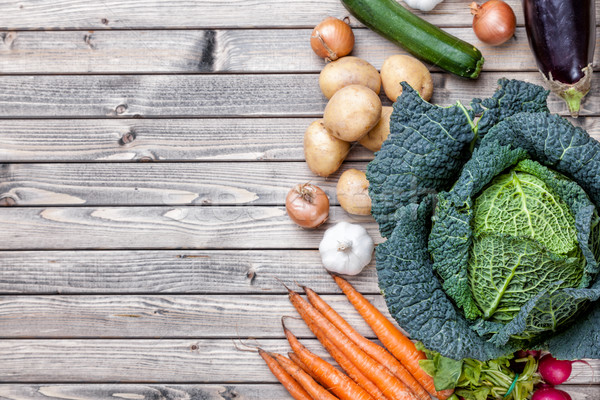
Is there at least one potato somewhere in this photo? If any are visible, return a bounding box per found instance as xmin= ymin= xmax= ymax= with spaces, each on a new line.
xmin=323 ymin=85 xmax=382 ymax=142
xmin=380 ymin=54 xmax=433 ymax=102
xmin=359 ymin=106 xmax=393 ymax=152
xmin=319 ymin=56 xmax=381 ymax=99
xmin=337 ymin=168 xmax=371 ymax=215
xmin=304 ymin=119 xmax=351 ymax=177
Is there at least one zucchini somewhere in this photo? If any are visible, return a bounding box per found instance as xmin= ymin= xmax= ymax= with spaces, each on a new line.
xmin=341 ymin=0 xmax=484 ymax=79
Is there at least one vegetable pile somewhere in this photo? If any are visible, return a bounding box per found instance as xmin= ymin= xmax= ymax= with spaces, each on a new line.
xmin=368 ymin=78 xmax=600 ymax=362
xmin=300 ymin=16 xmax=437 ymax=219
xmin=258 ymin=276 xmax=586 ymax=399
xmin=258 ymin=275 xmax=455 ymax=400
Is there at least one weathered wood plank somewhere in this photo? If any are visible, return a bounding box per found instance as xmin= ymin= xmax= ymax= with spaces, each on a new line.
xmin=0 ymin=72 xmax=597 ymax=118
xmin=0 ymin=384 xmax=597 ymax=400
xmin=0 ymin=74 xmax=329 ymax=118
xmin=0 ymin=339 xmax=329 ymax=383
xmin=0 ymin=0 xmax=528 ymax=30
xmin=0 ymin=118 xmax=373 ymax=162
xmin=2 ymin=27 xmax=594 ymax=74
xmin=2 ymin=117 xmax=600 ymax=163
xmin=0 ymin=339 xmax=598 ymax=383
xmin=0 ymin=384 xmax=293 ymax=400
xmin=0 ymin=250 xmax=378 ymax=294
xmin=0 ymin=206 xmax=379 ymax=250
xmin=0 ymin=294 xmax=386 ymax=338
xmin=0 ymin=162 xmax=366 ymax=206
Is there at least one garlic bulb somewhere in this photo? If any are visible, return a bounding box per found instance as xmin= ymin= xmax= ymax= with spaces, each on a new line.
xmin=319 ymin=222 xmax=374 ymax=275
xmin=403 ymin=0 xmax=444 ymax=12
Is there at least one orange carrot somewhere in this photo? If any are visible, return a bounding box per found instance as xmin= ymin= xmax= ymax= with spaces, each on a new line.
xmin=287 ymin=288 xmax=418 ymax=400
xmin=258 ymin=348 xmax=313 ymax=400
xmin=289 ymin=351 xmax=319 ymax=380
xmin=283 ymin=325 xmax=375 ymax=400
xmin=303 ymin=319 xmax=389 ymax=400
xmin=272 ymin=352 xmax=340 ymax=400
xmin=304 ymin=286 xmax=429 ymax=400
xmin=332 ymin=274 xmax=454 ymax=400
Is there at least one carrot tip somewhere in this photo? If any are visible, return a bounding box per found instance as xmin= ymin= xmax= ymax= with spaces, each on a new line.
xmin=327 ymin=271 xmax=343 ymax=281
xmin=294 ymin=280 xmax=307 ymax=291
xmin=281 ymin=316 xmax=290 ymax=332
xmin=273 ymin=276 xmax=293 ymax=292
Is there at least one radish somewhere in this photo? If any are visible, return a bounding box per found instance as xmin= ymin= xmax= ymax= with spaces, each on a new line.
xmin=510 ymin=349 xmax=542 ymax=373
xmin=516 ymin=350 xmax=542 ymax=359
xmin=538 ymin=354 xmax=591 ymax=385
xmin=531 ymin=386 xmax=572 ymax=400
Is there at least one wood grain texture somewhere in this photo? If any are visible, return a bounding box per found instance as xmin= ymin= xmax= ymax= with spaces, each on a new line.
xmin=2 ymin=117 xmax=600 ymax=163
xmin=0 ymin=0 xmax=530 ymax=30
xmin=0 ymin=339 xmax=330 ymax=383
xmin=0 ymin=161 xmax=366 ymax=206
xmin=0 ymin=294 xmax=387 ymax=338
xmin=4 ymin=27 xmax=598 ymax=74
xmin=0 ymin=384 xmax=294 ymax=400
xmin=0 ymin=384 xmax=598 ymax=400
xmin=0 ymin=118 xmax=375 ymax=162
xmin=0 ymin=250 xmax=378 ymax=294
xmin=0 ymin=339 xmax=597 ymax=383
xmin=0 ymin=206 xmax=380 ymax=250
xmin=2 ymin=72 xmax=599 ymax=118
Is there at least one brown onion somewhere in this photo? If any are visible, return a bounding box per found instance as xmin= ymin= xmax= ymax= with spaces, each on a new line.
xmin=286 ymin=183 xmax=330 ymax=228
xmin=470 ymin=0 xmax=516 ymax=46
xmin=310 ymin=17 xmax=355 ymax=61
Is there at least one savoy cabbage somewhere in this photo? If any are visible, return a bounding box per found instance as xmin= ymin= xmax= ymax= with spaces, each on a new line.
xmin=367 ymin=79 xmax=600 ymax=361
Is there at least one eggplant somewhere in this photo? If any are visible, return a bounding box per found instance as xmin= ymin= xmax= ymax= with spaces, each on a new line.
xmin=522 ymin=0 xmax=596 ymax=117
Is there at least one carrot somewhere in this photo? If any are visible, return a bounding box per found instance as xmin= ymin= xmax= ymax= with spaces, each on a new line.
xmin=289 ymin=351 xmax=319 ymax=380
xmin=258 ymin=348 xmax=314 ymax=400
xmin=272 ymin=351 xmax=340 ymax=400
xmin=304 ymin=285 xmax=429 ymax=400
xmin=283 ymin=324 xmax=375 ymax=400
xmin=332 ymin=274 xmax=454 ymax=400
xmin=287 ymin=288 xmax=418 ymax=400
xmin=301 ymin=318 xmax=389 ymax=400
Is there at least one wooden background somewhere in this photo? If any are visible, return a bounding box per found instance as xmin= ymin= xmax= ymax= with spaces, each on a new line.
xmin=0 ymin=0 xmax=599 ymax=399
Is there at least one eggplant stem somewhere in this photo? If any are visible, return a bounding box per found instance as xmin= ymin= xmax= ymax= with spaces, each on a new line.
xmin=542 ymin=64 xmax=593 ymax=118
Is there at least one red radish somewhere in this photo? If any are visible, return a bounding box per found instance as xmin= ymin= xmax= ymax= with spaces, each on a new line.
xmin=538 ymin=354 xmax=591 ymax=385
xmin=531 ymin=386 xmax=571 ymax=400
xmin=515 ymin=349 xmax=542 ymax=359
xmin=510 ymin=349 xmax=542 ymax=373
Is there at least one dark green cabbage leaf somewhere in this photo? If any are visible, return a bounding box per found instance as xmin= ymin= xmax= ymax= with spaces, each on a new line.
xmin=370 ymin=79 xmax=600 ymax=361
xmin=368 ymin=79 xmax=549 ymax=238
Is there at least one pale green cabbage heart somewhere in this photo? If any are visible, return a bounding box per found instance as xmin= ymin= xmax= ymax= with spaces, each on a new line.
xmin=469 ymin=160 xmax=585 ymax=324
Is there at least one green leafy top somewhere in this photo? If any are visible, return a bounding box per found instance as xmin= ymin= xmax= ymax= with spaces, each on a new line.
xmin=370 ymin=79 xmax=600 ymax=361
xmin=417 ymin=343 xmax=541 ymax=400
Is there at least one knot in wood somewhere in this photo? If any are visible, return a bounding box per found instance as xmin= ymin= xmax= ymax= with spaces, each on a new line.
xmin=115 ymin=104 xmax=128 ymax=114
xmin=119 ymin=131 xmax=136 ymax=145
xmin=0 ymin=196 xmax=16 ymax=206
xmin=245 ymin=268 xmax=256 ymax=284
